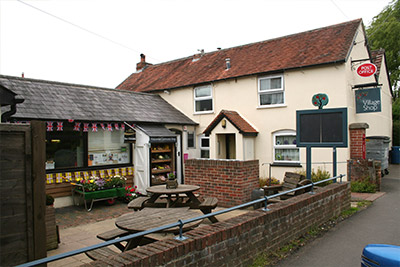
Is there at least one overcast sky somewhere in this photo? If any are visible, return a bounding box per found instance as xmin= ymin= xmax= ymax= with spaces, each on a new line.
xmin=0 ymin=0 xmax=391 ymax=88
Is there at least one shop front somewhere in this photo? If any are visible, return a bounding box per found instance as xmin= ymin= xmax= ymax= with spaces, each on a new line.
xmin=0 ymin=75 xmax=196 ymax=207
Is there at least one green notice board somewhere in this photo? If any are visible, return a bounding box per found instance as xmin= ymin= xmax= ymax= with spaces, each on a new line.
xmin=355 ymin=88 xmax=381 ymax=113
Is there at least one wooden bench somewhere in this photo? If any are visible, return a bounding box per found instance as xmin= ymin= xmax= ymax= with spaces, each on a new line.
xmin=86 ymin=247 xmax=118 ymax=261
xmin=263 ymin=172 xmax=311 ymax=201
xmin=86 ymin=230 xmax=161 ymax=261
xmin=127 ymin=196 xmax=150 ymax=210
xmin=96 ymin=228 xmax=130 ymax=251
xmin=199 ymin=197 xmax=219 ymax=223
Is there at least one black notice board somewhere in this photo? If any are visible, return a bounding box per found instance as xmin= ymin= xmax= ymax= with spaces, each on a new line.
xmin=296 ymin=108 xmax=348 ymax=147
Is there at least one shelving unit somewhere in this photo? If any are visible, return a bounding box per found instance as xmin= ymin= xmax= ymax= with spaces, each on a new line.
xmin=150 ymin=143 xmax=175 ymax=185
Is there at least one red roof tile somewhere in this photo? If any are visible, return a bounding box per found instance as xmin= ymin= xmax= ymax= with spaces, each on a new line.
xmin=371 ymin=49 xmax=384 ymax=77
xmin=117 ymin=19 xmax=362 ymax=92
xmin=203 ymin=110 xmax=258 ymax=136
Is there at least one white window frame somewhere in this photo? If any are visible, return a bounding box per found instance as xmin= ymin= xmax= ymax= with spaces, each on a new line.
xmin=273 ymin=130 xmax=300 ymax=164
xmin=194 ymin=85 xmax=213 ymax=114
xmin=199 ymin=134 xmax=210 ymax=158
xmin=258 ymin=74 xmax=285 ymax=108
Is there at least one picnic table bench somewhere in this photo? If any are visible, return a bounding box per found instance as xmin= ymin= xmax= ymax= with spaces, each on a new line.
xmin=128 ymin=185 xmax=219 ymax=223
xmin=263 ymin=172 xmax=312 ymax=201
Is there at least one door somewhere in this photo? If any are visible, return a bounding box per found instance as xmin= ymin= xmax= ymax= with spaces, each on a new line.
xmin=134 ymin=130 xmax=150 ymax=193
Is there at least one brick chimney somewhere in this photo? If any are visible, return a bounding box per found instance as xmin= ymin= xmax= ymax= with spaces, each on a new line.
xmin=136 ymin=54 xmax=152 ymax=71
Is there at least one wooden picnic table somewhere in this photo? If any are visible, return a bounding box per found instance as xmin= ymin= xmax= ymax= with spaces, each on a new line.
xmin=128 ymin=184 xmax=219 ymax=223
xmin=146 ymin=184 xmax=201 ymax=208
xmin=115 ymin=207 xmax=202 ymax=250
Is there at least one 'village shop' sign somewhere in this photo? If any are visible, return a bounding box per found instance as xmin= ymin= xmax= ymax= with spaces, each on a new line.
xmin=355 ymin=88 xmax=381 ymax=113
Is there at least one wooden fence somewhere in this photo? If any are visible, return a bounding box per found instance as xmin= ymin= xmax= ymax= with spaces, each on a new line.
xmin=0 ymin=121 xmax=46 ymax=266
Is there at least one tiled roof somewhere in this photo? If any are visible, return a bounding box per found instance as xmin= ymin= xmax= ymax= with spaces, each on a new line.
xmin=118 ymin=19 xmax=362 ymax=92
xmin=203 ymin=110 xmax=258 ymax=136
xmin=371 ymin=49 xmax=384 ymax=77
xmin=0 ymin=75 xmax=196 ymax=125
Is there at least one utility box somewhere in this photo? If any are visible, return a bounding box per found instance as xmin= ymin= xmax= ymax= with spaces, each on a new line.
xmin=366 ymin=136 xmax=390 ymax=176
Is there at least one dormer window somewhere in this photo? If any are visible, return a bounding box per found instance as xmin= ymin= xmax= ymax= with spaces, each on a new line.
xmin=258 ymin=75 xmax=285 ymax=107
xmin=194 ymin=85 xmax=213 ymax=113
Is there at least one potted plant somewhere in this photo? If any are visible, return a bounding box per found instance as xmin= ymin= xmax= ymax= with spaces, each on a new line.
xmin=166 ymin=172 xmax=178 ymax=189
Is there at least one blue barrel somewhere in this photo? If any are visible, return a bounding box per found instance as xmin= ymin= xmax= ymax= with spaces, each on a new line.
xmin=392 ymin=146 xmax=400 ymax=164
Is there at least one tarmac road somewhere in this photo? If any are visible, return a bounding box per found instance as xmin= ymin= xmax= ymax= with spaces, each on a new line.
xmin=276 ymin=164 xmax=400 ymax=267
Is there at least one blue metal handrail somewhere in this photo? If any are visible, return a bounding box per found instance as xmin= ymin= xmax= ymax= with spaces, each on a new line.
xmin=17 ymin=174 xmax=345 ymax=267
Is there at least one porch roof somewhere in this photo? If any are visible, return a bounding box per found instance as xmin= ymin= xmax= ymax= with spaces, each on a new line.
xmin=203 ymin=110 xmax=258 ymax=136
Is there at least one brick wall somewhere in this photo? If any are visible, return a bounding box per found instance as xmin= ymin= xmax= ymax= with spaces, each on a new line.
xmin=349 ymin=123 xmax=368 ymax=160
xmin=347 ymin=159 xmax=381 ymax=191
xmin=87 ymin=182 xmax=350 ymax=267
xmin=184 ymin=159 xmax=259 ymax=207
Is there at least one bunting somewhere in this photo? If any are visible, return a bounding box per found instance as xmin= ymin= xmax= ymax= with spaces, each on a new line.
xmin=65 ymin=172 xmax=72 ymax=182
xmin=92 ymin=123 xmax=98 ymax=132
xmin=56 ymin=121 xmax=63 ymax=131
xmin=46 ymin=121 xmax=53 ymax=132
xmin=56 ymin=173 xmax=63 ymax=183
xmin=46 ymin=174 xmax=54 ymax=184
xmin=107 ymin=123 xmax=113 ymax=131
xmin=83 ymin=123 xmax=89 ymax=132
xmin=73 ymin=122 xmax=81 ymax=131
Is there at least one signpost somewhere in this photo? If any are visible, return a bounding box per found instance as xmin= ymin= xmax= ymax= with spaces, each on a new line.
xmin=356 ymin=63 xmax=377 ymax=77
xmin=297 ymin=94 xmax=348 ymax=180
xmin=355 ymin=87 xmax=381 ymax=113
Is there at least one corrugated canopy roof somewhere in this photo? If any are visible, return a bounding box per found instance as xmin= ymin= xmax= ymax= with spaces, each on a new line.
xmin=0 ymin=75 xmax=196 ymax=125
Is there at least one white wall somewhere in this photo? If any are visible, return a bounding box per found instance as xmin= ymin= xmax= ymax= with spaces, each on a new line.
xmin=156 ymin=24 xmax=392 ymax=181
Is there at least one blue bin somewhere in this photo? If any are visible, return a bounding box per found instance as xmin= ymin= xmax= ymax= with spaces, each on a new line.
xmin=392 ymin=146 xmax=400 ymax=164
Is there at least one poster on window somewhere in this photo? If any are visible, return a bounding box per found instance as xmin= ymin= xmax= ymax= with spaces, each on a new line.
xmin=355 ymin=88 xmax=381 ymax=113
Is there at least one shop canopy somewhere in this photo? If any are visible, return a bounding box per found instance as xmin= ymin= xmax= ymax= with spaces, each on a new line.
xmin=0 ymin=75 xmax=196 ymax=125
xmin=136 ymin=124 xmax=177 ymax=143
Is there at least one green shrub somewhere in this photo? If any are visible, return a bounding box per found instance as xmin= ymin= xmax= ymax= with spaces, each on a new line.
xmin=296 ymin=168 xmax=332 ymax=186
xmin=46 ymin=194 xmax=54 ymax=205
xmin=259 ymin=177 xmax=280 ymax=187
xmin=351 ymin=180 xmax=377 ymax=193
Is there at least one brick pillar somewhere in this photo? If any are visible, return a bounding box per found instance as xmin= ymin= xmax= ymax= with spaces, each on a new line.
xmin=349 ymin=123 xmax=369 ymax=160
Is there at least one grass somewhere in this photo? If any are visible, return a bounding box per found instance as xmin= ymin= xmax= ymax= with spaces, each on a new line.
xmin=250 ymin=201 xmax=372 ymax=266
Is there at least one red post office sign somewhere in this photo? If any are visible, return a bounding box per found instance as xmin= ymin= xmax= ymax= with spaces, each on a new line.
xmin=357 ymin=63 xmax=377 ymax=77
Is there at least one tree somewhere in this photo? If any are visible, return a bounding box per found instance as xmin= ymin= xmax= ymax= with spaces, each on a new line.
xmin=366 ymin=0 xmax=400 ymax=96
xmin=367 ymin=1 xmax=400 ymax=146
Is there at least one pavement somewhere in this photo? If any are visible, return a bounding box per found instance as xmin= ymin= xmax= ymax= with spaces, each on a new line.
xmin=47 ymin=201 xmax=250 ymax=266
xmin=47 ymin=165 xmax=400 ymax=267
xmin=276 ymin=164 xmax=400 ymax=267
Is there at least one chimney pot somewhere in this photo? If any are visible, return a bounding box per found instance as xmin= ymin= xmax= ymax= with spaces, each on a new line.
xmin=136 ymin=54 xmax=152 ymax=71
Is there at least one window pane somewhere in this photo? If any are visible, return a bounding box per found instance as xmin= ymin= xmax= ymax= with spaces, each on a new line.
xmin=260 ymin=92 xmax=283 ymax=105
xmin=201 ymin=138 xmax=209 ymax=148
xmin=188 ymin=132 xmax=194 ymax=148
xmin=260 ymin=77 xmax=281 ymax=91
xmin=270 ymin=77 xmax=281 ymax=89
xmin=276 ymin=135 xmax=297 ymax=146
xmin=201 ymin=149 xmax=210 ymax=158
xmin=195 ymin=86 xmax=211 ymax=97
xmin=46 ymin=126 xmax=84 ymax=169
xmin=275 ymin=149 xmax=299 ymax=161
xmin=196 ymin=99 xmax=212 ymax=112
xmin=88 ymin=130 xmax=130 ymax=166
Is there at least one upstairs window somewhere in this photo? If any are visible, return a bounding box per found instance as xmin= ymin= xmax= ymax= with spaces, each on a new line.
xmin=273 ymin=130 xmax=299 ymax=164
xmin=194 ymin=85 xmax=213 ymax=113
xmin=258 ymin=75 xmax=284 ymax=107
